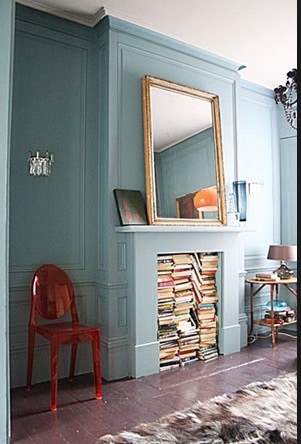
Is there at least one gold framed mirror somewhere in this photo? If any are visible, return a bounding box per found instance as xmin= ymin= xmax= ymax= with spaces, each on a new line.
xmin=142 ymin=75 xmax=227 ymax=226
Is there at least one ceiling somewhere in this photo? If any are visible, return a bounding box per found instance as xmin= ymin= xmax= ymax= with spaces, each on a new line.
xmin=16 ymin=0 xmax=297 ymax=90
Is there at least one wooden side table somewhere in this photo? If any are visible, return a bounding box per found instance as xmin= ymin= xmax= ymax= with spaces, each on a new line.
xmin=246 ymin=276 xmax=297 ymax=347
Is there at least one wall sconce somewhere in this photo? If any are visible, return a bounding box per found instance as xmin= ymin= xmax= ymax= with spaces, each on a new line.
xmin=274 ymin=69 xmax=297 ymax=130
xmin=267 ymin=244 xmax=297 ymax=278
xmin=28 ymin=150 xmax=54 ymax=176
xmin=193 ymin=187 xmax=217 ymax=218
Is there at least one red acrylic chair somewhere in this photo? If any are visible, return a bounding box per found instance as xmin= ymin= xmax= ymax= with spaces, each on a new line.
xmin=26 ymin=264 xmax=102 ymax=411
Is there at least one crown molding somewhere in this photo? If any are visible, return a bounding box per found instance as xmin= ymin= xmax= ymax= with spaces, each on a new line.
xmin=16 ymin=0 xmax=106 ymax=27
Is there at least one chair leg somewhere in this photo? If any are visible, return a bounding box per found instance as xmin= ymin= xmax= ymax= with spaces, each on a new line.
xmin=69 ymin=343 xmax=77 ymax=382
xmin=91 ymin=330 xmax=102 ymax=400
xmin=50 ymin=339 xmax=59 ymax=411
xmin=26 ymin=327 xmax=36 ymax=391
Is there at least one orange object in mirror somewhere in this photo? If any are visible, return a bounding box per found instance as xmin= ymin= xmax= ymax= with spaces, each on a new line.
xmin=193 ymin=187 xmax=218 ymax=211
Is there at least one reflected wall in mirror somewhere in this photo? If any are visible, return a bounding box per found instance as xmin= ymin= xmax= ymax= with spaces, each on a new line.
xmin=142 ymin=75 xmax=227 ymax=225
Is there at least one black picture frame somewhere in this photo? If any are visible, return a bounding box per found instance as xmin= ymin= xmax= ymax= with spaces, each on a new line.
xmin=114 ymin=189 xmax=148 ymax=225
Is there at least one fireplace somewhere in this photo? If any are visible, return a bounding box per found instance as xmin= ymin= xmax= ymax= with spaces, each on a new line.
xmin=116 ymin=225 xmax=248 ymax=378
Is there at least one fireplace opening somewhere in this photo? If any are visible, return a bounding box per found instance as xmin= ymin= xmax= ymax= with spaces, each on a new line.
xmin=157 ymin=251 xmax=221 ymax=370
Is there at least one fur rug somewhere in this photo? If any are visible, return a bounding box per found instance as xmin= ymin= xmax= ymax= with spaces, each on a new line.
xmin=96 ymin=371 xmax=297 ymax=444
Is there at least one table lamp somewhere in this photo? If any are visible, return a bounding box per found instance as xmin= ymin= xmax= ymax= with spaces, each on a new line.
xmin=193 ymin=187 xmax=217 ymax=218
xmin=267 ymin=245 xmax=297 ymax=278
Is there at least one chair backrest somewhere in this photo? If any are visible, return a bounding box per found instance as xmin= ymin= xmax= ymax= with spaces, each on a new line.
xmin=29 ymin=264 xmax=79 ymax=323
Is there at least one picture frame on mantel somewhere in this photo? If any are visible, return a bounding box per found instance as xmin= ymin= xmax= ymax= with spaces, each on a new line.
xmin=114 ymin=189 xmax=148 ymax=225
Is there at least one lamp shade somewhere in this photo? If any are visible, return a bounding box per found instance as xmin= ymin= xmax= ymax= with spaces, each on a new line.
xmin=193 ymin=187 xmax=217 ymax=211
xmin=267 ymin=245 xmax=297 ymax=261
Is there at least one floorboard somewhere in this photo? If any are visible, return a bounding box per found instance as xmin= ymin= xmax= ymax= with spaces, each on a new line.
xmin=10 ymin=330 xmax=297 ymax=443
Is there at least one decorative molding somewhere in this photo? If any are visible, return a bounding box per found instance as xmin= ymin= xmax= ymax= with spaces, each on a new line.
xmin=9 ymin=32 xmax=87 ymax=274
xmin=116 ymin=225 xmax=254 ymax=233
xmin=118 ymin=296 xmax=127 ymax=327
xmin=16 ymin=0 xmax=106 ymax=27
xmin=117 ymin=241 xmax=127 ymax=271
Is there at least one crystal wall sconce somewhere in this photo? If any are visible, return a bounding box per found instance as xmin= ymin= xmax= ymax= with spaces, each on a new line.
xmin=28 ymin=150 xmax=54 ymax=176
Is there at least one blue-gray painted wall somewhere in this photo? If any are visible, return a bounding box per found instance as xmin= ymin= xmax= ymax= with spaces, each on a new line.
xmin=2 ymin=3 xmax=297 ymax=442
xmin=0 ymin=0 xmax=15 ymax=442
xmin=8 ymin=1 xmax=297 ymax=395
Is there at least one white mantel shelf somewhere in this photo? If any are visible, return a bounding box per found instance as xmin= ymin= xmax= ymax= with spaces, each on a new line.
xmin=115 ymin=225 xmax=254 ymax=233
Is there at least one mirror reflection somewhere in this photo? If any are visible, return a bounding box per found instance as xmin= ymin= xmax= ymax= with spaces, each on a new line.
xmin=142 ymin=75 xmax=227 ymax=225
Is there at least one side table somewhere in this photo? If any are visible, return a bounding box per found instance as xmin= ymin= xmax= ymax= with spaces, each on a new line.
xmin=246 ymin=276 xmax=297 ymax=347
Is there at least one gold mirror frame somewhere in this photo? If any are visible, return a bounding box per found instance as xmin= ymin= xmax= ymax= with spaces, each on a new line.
xmin=142 ymin=75 xmax=227 ymax=226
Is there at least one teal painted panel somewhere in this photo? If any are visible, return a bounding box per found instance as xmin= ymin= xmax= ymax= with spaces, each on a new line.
xmin=280 ymin=137 xmax=297 ymax=245
xmin=10 ymin=31 xmax=87 ymax=269
xmin=15 ymin=4 xmax=94 ymax=42
xmin=238 ymin=83 xmax=278 ymax=259
xmin=277 ymin=89 xmax=297 ymax=246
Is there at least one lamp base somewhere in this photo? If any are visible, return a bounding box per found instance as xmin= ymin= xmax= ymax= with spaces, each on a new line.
xmin=273 ymin=262 xmax=294 ymax=279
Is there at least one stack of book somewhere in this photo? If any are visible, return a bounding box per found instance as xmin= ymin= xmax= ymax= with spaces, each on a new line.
xmin=157 ymin=252 xmax=220 ymax=370
xmin=195 ymin=253 xmax=219 ymax=353
xmin=190 ymin=254 xmax=203 ymax=306
xmin=198 ymin=344 xmax=219 ymax=362
xmin=199 ymin=252 xmax=219 ymax=276
xmin=173 ymin=267 xmax=195 ymax=334
xmin=157 ymin=255 xmax=174 ymax=272
xmin=196 ymin=303 xmax=216 ymax=322
xmin=157 ymin=271 xmax=174 ymax=289
xmin=264 ymin=306 xmax=296 ymax=324
xmin=178 ymin=328 xmax=200 ymax=366
xmin=174 ymin=297 xmax=194 ymax=328
xmin=157 ymin=312 xmax=178 ymax=342
xmin=157 ymin=257 xmax=179 ymax=370
xmin=172 ymin=253 xmax=193 ymax=266
xmin=196 ymin=303 xmax=218 ymax=349
xmin=159 ymin=336 xmax=180 ymax=370
xmin=199 ymin=325 xmax=217 ymax=344
xmin=158 ymin=296 xmax=175 ymax=329
xmin=172 ymin=254 xmax=198 ymax=366
xmin=200 ymin=276 xmax=218 ymax=304
xmin=158 ymin=328 xmax=180 ymax=370
xmin=191 ymin=253 xmax=219 ymax=305
xmin=157 ymin=258 xmax=174 ymax=305
xmin=172 ymin=262 xmax=193 ymax=281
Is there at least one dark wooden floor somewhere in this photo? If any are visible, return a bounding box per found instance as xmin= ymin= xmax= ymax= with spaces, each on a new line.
xmin=10 ymin=330 xmax=297 ymax=443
